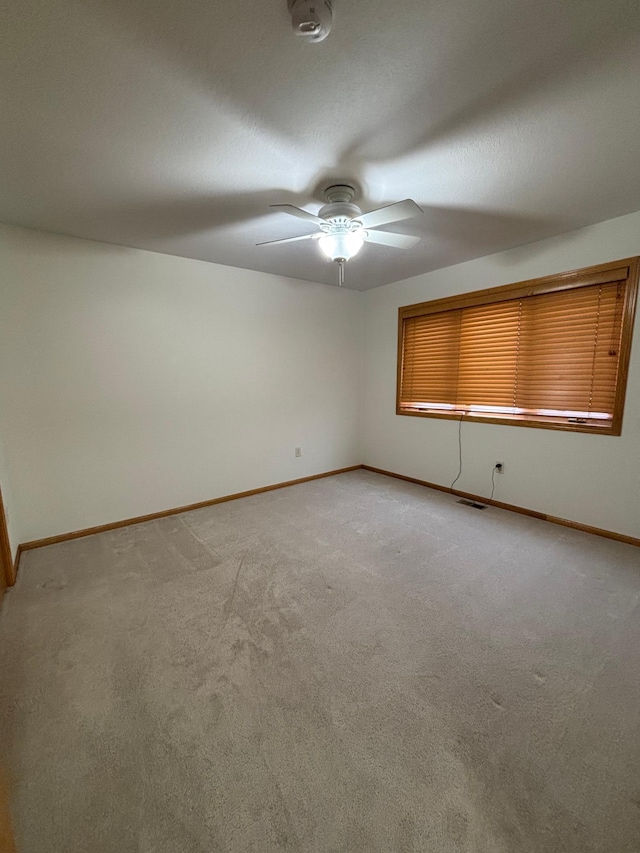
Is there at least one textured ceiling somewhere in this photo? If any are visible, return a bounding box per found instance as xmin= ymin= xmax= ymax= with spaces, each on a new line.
xmin=1 ymin=0 xmax=639 ymax=290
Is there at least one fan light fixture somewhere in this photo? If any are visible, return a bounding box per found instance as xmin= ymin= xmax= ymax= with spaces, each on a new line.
xmin=318 ymin=228 xmax=365 ymax=261
xmin=258 ymin=184 xmax=423 ymax=286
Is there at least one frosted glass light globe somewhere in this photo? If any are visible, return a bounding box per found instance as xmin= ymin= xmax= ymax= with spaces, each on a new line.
xmin=318 ymin=231 xmax=365 ymax=261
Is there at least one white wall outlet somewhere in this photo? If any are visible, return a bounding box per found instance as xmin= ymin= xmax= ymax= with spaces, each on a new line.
xmin=295 ymin=447 xmax=302 ymax=457
xmin=495 ymin=461 xmax=504 ymax=473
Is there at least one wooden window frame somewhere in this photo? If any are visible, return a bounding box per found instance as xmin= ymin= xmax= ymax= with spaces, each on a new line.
xmin=396 ymin=257 xmax=639 ymax=436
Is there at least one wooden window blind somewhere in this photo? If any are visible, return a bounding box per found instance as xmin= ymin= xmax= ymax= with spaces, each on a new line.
xmin=397 ymin=258 xmax=638 ymax=435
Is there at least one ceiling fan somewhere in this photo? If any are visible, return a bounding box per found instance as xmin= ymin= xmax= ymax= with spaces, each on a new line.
xmin=257 ymin=184 xmax=423 ymax=285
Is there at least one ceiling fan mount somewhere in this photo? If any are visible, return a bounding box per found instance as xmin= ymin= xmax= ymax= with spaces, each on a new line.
xmin=258 ymin=182 xmax=423 ymax=286
xmin=323 ymin=183 xmax=356 ymax=203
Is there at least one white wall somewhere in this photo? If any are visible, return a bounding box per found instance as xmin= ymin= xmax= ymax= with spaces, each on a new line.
xmin=0 ymin=224 xmax=362 ymax=543
xmin=2 ymin=211 xmax=639 ymax=547
xmin=362 ymin=211 xmax=640 ymax=539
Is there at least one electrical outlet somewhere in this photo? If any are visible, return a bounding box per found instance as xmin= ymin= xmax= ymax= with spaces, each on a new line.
xmin=295 ymin=447 xmax=302 ymax=457
xmin=495 ymin=461 xmax=504 ymax=473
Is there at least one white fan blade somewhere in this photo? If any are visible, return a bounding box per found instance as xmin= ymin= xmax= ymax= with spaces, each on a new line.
xmin=356 ymin=199 xmax=423 ymax=229
xmin=256 ymin=233 xmax=319 ymax=247
xmin=270 ymin=204 xmax=327 ymax=226
xmin=364 ymin=230 xmax=420 ymax=249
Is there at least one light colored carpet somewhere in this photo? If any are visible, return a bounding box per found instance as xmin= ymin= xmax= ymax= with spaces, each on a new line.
xmin=1 ymin=470 xmax=639 ymax=852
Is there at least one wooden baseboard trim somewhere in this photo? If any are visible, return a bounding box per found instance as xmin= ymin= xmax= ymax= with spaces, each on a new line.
xmin=361 ymin=465 xmax=640 ymax=548
xmin=544 ymin=514 xmax=640 ymax=546
xmin=14 ymin=466 xmax=362 ymax=566
xmin=13 ymin=547 xmax=23 ymax=581
xmin=14 ymin=462 xmax=639 ymax=571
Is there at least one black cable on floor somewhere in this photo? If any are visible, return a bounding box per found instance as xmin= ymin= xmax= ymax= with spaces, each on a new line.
xmin=450 ymin=415 xmax=464 ymax=490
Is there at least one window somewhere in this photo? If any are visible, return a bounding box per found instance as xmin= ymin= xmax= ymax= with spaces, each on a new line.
xmin=397 ymin=258 xmax=638 ymax=435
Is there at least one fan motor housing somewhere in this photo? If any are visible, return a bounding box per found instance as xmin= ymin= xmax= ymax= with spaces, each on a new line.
xmin=319 ymin=184 xmax=362 ymax=222
xmin=318 ymin=202 xmax=362 ymax=222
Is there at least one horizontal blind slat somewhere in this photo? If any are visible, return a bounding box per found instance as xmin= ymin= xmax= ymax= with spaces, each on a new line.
xmin=400 ymin=279 xmax=626 ymax=417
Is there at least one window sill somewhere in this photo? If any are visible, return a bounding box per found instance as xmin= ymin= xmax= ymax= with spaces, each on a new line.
xmin=396 ymin=407 xmax=620 ymax=435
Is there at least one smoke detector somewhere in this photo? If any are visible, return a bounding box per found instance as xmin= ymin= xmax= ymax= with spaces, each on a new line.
xmin=289 ymin=0 xmax=333 ymax=43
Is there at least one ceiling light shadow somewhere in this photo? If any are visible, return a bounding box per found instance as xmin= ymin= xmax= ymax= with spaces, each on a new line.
xmin=80 ymin=188 xmax=309 ymax=242
xmin=346 ymin=3 xmax=640 ymax=164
